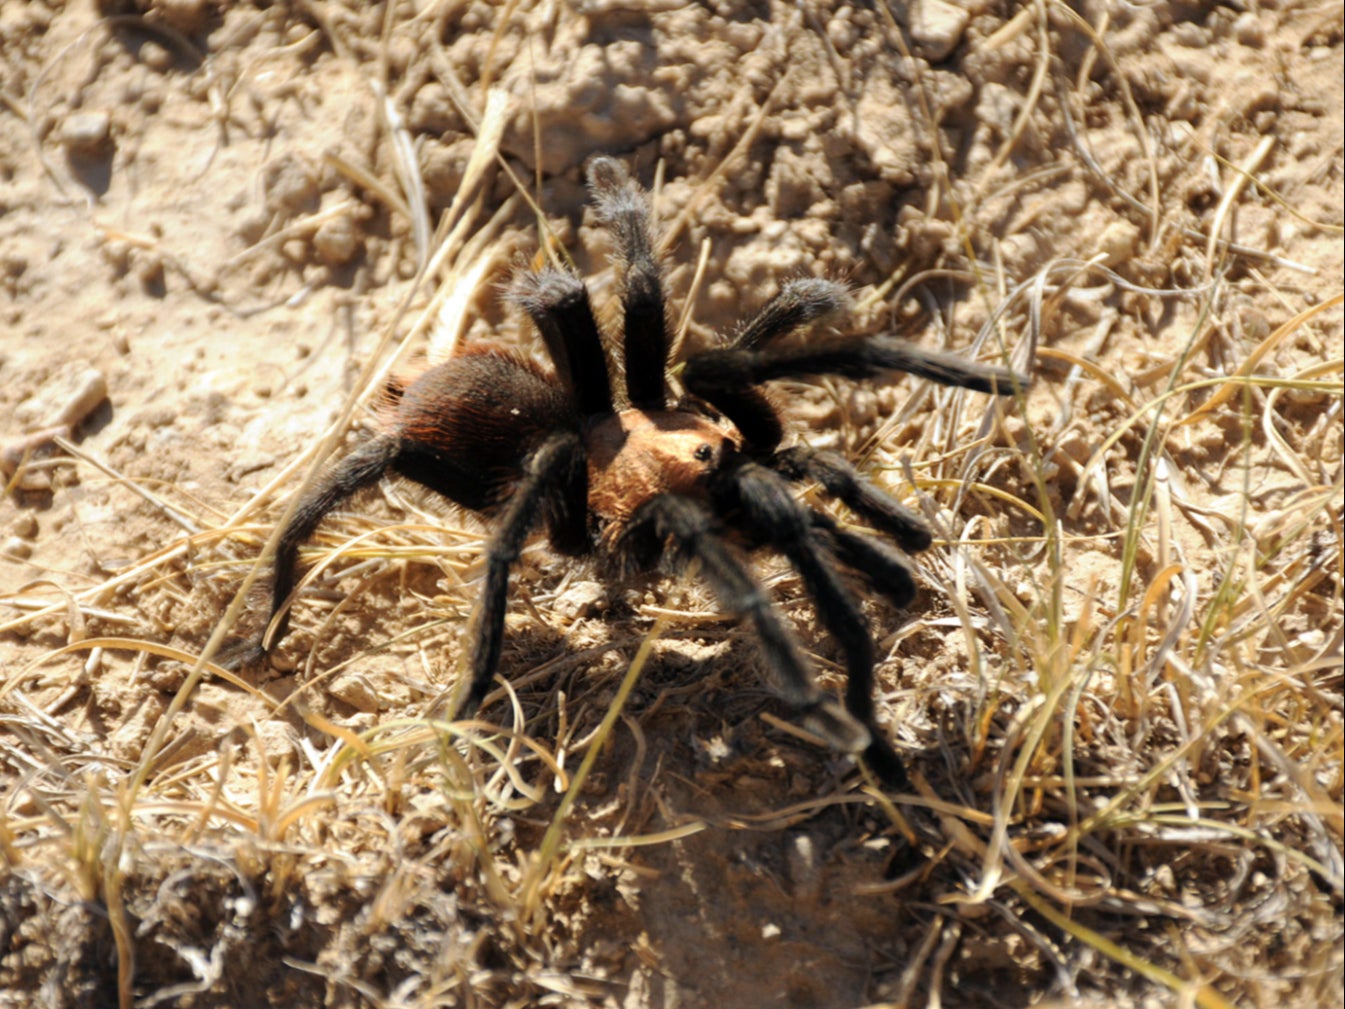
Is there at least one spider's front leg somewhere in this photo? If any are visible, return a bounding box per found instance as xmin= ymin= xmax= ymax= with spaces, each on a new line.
xmin=772 ymin=445 xmax=932 ymax=554
xmin=807 ymin=511 xmax=919 ymax=611
xmin=772 ymin=445 xmax=938 ymax=609
xmin=713 ymin=462 xmax=909 ymax=789
xmin=466 ymin=430 xmax=585 ymax=714
xmin=618 ymin=493 xmax=873 ymax=759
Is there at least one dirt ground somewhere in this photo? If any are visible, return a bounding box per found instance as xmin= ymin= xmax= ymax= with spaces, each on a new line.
xmin=1 ymin=1 xmax=1342 ymax=1007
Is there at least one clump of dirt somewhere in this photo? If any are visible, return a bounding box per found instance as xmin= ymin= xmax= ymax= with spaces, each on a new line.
xmin=1 ymin=2 xmax=1341 ymax=1008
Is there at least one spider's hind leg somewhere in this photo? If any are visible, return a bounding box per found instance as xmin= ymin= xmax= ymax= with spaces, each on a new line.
xmin=226 ymin=434 xmax=401 ymax=667
xmin=715 ymin=463 xmax=909 ymax=788
xmin=588 ymin=157 xmax=668 ymax=409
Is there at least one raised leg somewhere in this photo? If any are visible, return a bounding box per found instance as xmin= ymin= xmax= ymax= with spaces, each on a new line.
xmin=588 ymin=157 xmax=668 ymax=410
xmin=684 ymin=333 xmax=1027 ymax=398
xmin=509 ymin=269 xmax=613 ymax=418
xmin=619 ymin=493 xmax=871 ymax=756
xmin=732 ymin=277 xmax=850 ymax=350
xmin=466 ymin=431 xmax=585 ymax=712
xmin=715 ymin=462 xmax=909 ymax=788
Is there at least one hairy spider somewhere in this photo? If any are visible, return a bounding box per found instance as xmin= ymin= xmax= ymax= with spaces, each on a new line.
xmin=235 ymin=157 xmax=1028 ymax=787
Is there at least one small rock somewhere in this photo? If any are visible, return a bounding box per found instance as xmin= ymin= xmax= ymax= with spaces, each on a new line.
xmin=55 ymin=368 xmax=109 ymax=431
xmin=147 ymin=0 xmax=211 ymax=37
xmin=250 ymin=719 xmax=300 ymax=766
xmin=61 ymin=111 xmax=113 ymax=157
xmin=313 ymin=214 xmax=361 ymax=266
xmin=234 ymin=208 xmax=271 ymax=246
xmin=1097 ymin=219 xmax=1141 ymax=266
xmin=13 ymin=368 xmax=107 ymax=433
xmin=330 ymin=673 xmax=382 ymax=713
xmin=554 ymin=580 xmax=605 ymax=619
xmin=1232 ymin=12 xmax=1265 ymax=46
xmin=909 ymin=0 xmax=968 ymax=62
xmin=16 ymin=470 xmax=52 ymax=492
xmin=1058 ymin=432 xmax=1092 ymax=466
xmin=139 ymin=40 xmax=173 ymax=72
xmin=3 ymin=537 xmax=32 ymax=560
xmin=263 ymin=155 xmax=320 ymax=217
xmin=11 ymin=513 xmax=38 ymax=538
xmin=281 ymin=238 xmax=308 ymax=264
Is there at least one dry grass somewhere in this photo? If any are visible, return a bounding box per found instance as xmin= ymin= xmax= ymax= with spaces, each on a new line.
xmin=1 ymin=2 xmax=1342 ymax=1008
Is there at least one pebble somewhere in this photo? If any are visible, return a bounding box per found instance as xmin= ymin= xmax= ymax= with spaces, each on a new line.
xmin=148 ymin=0 xmax=211 ymax=37
xmin=909 ymin=0 xmax=969 ymax=62
xmin=55 ymin=368 xmax=109 ymax=430
xmin=60 ymin=111 xmax=112 ymax=157
xmin=12 ymin=368 xmax=108 ymax=433
xmin=263 ymin=155 xmax=320 ymax=217
xmin=139 ymin=40 xmax=173 ymax=73
xmin=1097 ymin=219 xmax=1141 ymax=266
xmin=313 ymin=214 xmax=360 ymax=266
xmin=3 ymin=537 xmax=32 ymax=560
xmin=250 ymin=719 xmax=299 ymax=766
xmin=553 ymin=580 xmax=605 ymax=619
xmin=1232 ymin=12 xmax=1265 ymax=46
xmin=329 ymin=673 xmax=382 ymax=713
xmin=1058 ymin=432 xmax=1092 ymax=466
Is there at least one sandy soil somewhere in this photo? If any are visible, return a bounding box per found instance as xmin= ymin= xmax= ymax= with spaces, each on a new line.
xmin=1 ymin=2 xmax=1342 ymax=1008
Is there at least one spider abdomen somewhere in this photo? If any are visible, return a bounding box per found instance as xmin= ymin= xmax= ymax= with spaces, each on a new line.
xmin=585 ymin=408 xmax=741 ymax=536
xmin=389 ymin=347 xmax=576 ymax=512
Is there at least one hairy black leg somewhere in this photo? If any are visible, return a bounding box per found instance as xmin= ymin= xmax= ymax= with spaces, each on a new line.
xmin=467 ymin=431 xmax=584 ymax=713
xmin=733 ymin=277 xmax=850 ymax=350
xmin=620 ymin=493 xmax=870 ymax=755
xmin=683 ymin=336 xmax=1028 ymax=397
xmin=509 ymin=269 xmax=613 ymax=417
xmin=588 ymin=157 xmax=667 ymax=409
xmin=543 ymin=446 xmax=590 ymax=556
xmin=251 ymin=435 xmax=401 ymax=657
xmin=675 ymin=271 xmax=840 ymax=452
xmin=809 ymin=512 xmax=919 ymax=610
xmin=716 ymin=463 xmax=909 ymax=788
xmin=679 ymin=383 xmax=785 ymax=455
xmin=773 ymin=445 xmax=933 ymax=553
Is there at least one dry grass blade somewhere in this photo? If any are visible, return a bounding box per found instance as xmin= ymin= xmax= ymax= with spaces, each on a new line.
xmin=1177 ymin=293 xmax=1344 ymax=426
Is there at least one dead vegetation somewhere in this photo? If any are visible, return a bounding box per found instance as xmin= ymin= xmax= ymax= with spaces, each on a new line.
xmin=1 ymin=2 xmax=1341 ymax=1007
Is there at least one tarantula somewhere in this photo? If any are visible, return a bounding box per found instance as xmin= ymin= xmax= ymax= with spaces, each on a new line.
xmin=236 ymin=157 xmax=1027 ymax=787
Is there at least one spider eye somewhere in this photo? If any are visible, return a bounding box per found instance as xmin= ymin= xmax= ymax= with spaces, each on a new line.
xmin=694 ymin=443 xmax=714 ymax=463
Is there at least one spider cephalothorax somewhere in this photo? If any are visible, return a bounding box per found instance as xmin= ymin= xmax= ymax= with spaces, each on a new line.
xmin=236 ymin=157 xmax=1028 ymax=787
